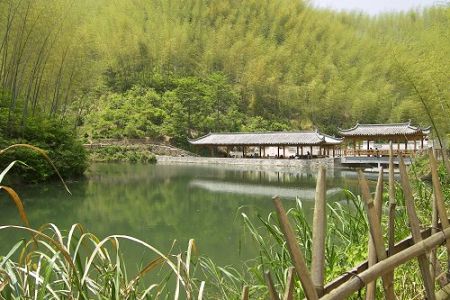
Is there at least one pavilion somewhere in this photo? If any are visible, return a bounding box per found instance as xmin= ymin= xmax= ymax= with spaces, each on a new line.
xmin=338 ymin=122 xmax=431 ymax=157
xmin=188 ymin=131 xmax=342 ymax=158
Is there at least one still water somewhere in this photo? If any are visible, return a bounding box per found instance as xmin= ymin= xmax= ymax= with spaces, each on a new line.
xmin=0 ymin=163 xmax=363 ymax=267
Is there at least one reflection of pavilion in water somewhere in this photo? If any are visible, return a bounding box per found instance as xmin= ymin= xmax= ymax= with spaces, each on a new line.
xmin=219 ymin=168 xmax=339 ymax=188
xmin=190 ymin=179 xmax=343 ymax=200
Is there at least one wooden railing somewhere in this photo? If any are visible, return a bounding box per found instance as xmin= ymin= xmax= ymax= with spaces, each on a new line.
xmin=343 ymin=148 xmax=424 ymax=157
xmin=240 ymin=146 xmax=450 ymax=300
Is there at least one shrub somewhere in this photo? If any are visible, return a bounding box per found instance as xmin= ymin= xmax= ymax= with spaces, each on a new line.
xmin=0 ymin=118 xmax=87 ymax=182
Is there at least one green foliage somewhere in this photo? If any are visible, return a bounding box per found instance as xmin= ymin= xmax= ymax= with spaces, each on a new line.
xmin=0 ymin=115 xmax=87 ymax=182
xmin=83 ymin=73 xmax=245 ymax=147
xmin=83 ymin=86 xmax=166 ymax=140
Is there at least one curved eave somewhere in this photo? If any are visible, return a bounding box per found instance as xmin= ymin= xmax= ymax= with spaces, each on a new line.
xmin=420 ymin=126 xmax=432 ymax=135
xmin=338 ymin=122 xmax=360 ymax=133
xmin=187 ymin=132 xmax=212 ymax=144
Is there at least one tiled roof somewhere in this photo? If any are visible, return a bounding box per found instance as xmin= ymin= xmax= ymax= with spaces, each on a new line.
xmin=189 ymin=131 xmax=342 ymax=146
xmin=339 ymin=122 xmax=430 ymax=137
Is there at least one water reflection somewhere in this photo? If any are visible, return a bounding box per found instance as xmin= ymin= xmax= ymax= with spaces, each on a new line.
xmin=0 ymin=163 xmax=361 ymax=267
xmin=190 ymin=180 xmax=342 ymax=200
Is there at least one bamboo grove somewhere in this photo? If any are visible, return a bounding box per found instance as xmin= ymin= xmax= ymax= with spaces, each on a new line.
xmin=1 ymin=0 xmax=449 ymax=141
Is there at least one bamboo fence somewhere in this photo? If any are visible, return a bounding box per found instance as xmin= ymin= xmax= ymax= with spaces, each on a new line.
xmin=243 ymin=148 xmax=450 ymax=299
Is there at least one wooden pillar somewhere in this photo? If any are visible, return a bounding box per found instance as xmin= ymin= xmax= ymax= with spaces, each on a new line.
xmin=277 ymin=146 xmax=280 ymax=157
xmin=405 ymin=140 xmax=408 ymax=153
xmin=259 ymin=146 xmax=262 ymax=158
xmin=242 ymin=146 xmax=245 ymax=158
xmin=421 ymin=136 xmax=424 ymax=149
xmin=358 ymin=140 xmax=361 ymax=156
xmin=352 ymin=140 xmax=356 ymax=156
xmin=310 ymin=145 xmax=313 ymax=157
xmin=332 ymin=146 xmax=335 ymax=157
xmin=283 ymin=146 xmax=286 ymax=158
xmin=296 ymin=146 xmax=299 ymax=156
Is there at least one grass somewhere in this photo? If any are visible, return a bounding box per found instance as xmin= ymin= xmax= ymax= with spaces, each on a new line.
xmin=0 ymin=223 xmax=204 ymax=299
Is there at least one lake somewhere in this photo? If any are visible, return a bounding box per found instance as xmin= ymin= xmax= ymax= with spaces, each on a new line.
xmin=0 ymin=163 xmax=363 ymax=268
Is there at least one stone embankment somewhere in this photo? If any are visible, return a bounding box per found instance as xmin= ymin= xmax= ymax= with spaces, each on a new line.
xmin=156 ymin=156 xmax=335 ymax=173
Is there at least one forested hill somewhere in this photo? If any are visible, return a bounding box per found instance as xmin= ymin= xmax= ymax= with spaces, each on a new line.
xmin=0 ymin=0 xmax=449 ymax=147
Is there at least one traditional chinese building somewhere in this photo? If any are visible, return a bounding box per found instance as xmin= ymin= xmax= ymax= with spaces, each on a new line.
xmin=339 ymin=122 xmax=430 ymax=157
xmin=188 ymin=131 xmax=342 ymax=158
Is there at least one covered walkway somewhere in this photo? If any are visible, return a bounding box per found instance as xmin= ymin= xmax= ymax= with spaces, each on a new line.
xmin=188 ymin=131 xmax=342 ymax=159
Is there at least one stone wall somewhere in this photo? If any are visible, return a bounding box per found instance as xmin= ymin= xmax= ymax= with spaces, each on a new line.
xmin=156 ymin=156 xmax=335 ymax=173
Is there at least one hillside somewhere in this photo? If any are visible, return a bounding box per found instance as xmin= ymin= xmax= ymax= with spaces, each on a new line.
xmin=0 ymin=0 xmax=449 ymax=148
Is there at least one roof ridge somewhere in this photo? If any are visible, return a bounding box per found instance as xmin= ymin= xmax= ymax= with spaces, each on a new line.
xmin=357 ymin=122 xmax=411 ymax=127
xmin=339 ymin=122 xmax=415 ymax=132
xmin=200 ymin=130 xmax=319 ymax=135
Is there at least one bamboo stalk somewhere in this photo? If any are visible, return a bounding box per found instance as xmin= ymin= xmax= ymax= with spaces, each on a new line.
xmin=430 ymin=149 xmax=450 ymax=283
xmin=431 ymin=191 xmax=439 ymax=281
xmin=311 ymin=166 xmax=326 ymax=296
xmin=241 ymin=285 xmax=249 ymax=300
xmin=273 ymin=196 xmax=319 ymax=300
xmin=439 ymin=141 xmax=450 ymax=177
xmin=398 ymin=156 xmax=436 ymax=300
xmin=388 ymin=141 xmax=396 ymax=256
xmin=265 ymin=271 xmax=280 ymax=300
xmin=366 ymin=167 xmax=384 ymax=300
xmin=283 ymin=267 xmax=295 ymax=300
xmin=359 ymin=171 xmax=395 ymax=299
xmin=322 ymin=227 xmax=450 ymax=300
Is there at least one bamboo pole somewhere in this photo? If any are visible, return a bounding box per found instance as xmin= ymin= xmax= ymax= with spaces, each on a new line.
xmin=431 ymin=191 xmax=439 ymax=281
xmin=388 ymin=141 xmax=396 ymax=256
xmin=311 ymin=165 xmax=326 ymax=296
xmin=430 ymin=193 xmax=447 ymax=287
xmin=241 ymin=286 xmax=249 ymax=300
xmin=366 ymin=167 xmax=384 ymax=300
xmin=358 ymin=171 xmax=395 ymax=299
xmin=322 ymin=227 xmax=450 ymax=300
xmin=283 ymin=267 xmax=295 ymax=300
xmin=398 ymin=156 xmax=436 ymax=300
xmin=265 ymin=271 xmax=280 ymax=300
xmin=430 ymin=149 xmax=450 ymax=282
xmin=273 ymin=196 xmax=319 ymax=300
